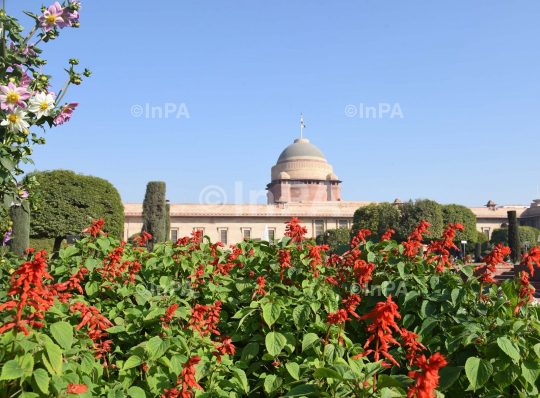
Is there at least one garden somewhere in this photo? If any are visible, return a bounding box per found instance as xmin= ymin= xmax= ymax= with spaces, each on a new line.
xmin=2 ymin=2 xmax=540 ymax=398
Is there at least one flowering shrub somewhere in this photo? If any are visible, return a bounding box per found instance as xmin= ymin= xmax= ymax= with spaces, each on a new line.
xmin=0 ymin=1 xmax=90 ymax=245
xmin=0 ymin=218 xmax=540 ymax=397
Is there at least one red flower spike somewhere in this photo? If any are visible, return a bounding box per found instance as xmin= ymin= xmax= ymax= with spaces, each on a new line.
xmin=353 ymin=295 xmax=402 ymax=367
xmin=521 ymin=246 xmax=540 ymax=277
xmin=67 ymin=383 xmax=88 ymax=394
xmin=407 ymin=353 xmax=448 ymax=398
xmin=81 ymin=219 xmax=106 ymax=238
xmin=252 ymin=277 xmax=267 ymax=300
xmin=284 ymin=217 xmax=308 ymax=243
xmin=514 ymin=271 xmax=535 ymax=315
xmin=212 ymin=335 xmax=235 ymax=363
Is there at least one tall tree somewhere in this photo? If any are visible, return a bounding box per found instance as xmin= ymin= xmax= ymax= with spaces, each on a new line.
xmin=351 ymin=202 xmax=399 ymax=241
xmin=508 ymin=210 xmax=520 ymax=263
xmin=441 ymin=204 xmax=477 ymax=244
xmin=10 ymin=202 xmax=30 ymax=257
xmin=29 ymin=170 xmax=124 ymax=252
xmin=396 ymin=199 xmax=443 ymax=242
xmin=142 ymin=181 xmax=167 ymax=251
xmin=165 ymin=203 xmax=171 ymax=241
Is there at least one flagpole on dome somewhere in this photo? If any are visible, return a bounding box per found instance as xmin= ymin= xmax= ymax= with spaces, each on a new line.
xmin=300 ymin=113 xmax=306 ymax=139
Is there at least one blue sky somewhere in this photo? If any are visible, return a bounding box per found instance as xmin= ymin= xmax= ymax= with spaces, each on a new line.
xmin=16 ymin=0 xmax=540 ymax=207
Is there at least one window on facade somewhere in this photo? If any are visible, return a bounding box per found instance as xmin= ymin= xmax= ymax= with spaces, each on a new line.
xmin=170 ymin=230 xmax=178 ymax=241
xmin=220 ymin=230 xmax=228 ymax=245
xmin=243 ymin=229 xmax=251 ymax=239
xmin=338 ymin=220 xmax=348 ymax=229
xmin=483 ymin=228 xmax=490 ymax=240
xmin=268 ymin=230 xmax=275 ymax=239
xmin=315 ymin=220 xmax=324 ymax=237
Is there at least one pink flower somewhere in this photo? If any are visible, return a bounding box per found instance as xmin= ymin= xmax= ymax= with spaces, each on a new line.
xmin=53 ymin=102 xmax=79 ymax=126
xmin=0 ymin=82 xmax=30 ymax=112
xmin=38 ymin=2 xmax=64 ymax=32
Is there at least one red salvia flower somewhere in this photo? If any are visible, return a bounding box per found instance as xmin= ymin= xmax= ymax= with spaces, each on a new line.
xmin=407 ymin=353 xmax=448 ymax=398
xmin=278 ymin=249 xmax=291 ymax=280
xmin=475 ymin=244 xmax=511 ymax=286
xmin=67 ymin=383 xmax=88 ymax=394
xmin=212 ymin=335 xmax=236 ymax=363
xmin=304 ymin=245 xmax=329 ymax=277
xmin=402 ymin=220 xmax=431 ymax=259
xmin=161 ymin=304 xmax=179 ymax=328
xmin=186 ymin=301 xmax=222 ymax=337
xmin=380 ymin=229 xmax=395 ymax=242
xmin=284 ymin=217 xmax=308 ymax=243
xmin=401 ymin=328 xmax=426 ymax=366
xmin=354 ymin=295 xmax=402 ymax=367
xmin=133 ymin=231 xmax=152 ymax=247
xmin=427 ymin=223 xmax=465 ymax=274
xmin=342 ymin=293 xmax=362 ymax=320
xmin=521 ymin=246 xmax=540 ymax=276
xmin=81 ymin=219 xmax=106 ymax=238
xmin=0 ymin=250 xmax=54 ymax=335
xmin=514 ymin=271 xmax=535 ymax=315
xmin=252 ymin=276 xmax=267 ymax=299
xmin=325 ymin=309 xmax=351 ymax=326
xmin=177 ymin=356 xmax=203 ymax=395
xmin=188 ymin=265 xmax=205 ymax=290
xmin=125 ymin=260 xmax=142 ymax=284
xmin=351 ymin=229 xmax=372 ymax=248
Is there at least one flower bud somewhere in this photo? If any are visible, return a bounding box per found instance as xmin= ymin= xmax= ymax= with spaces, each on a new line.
xmin=32 ymin=72 xmax=38 ymax=78
xmin=8 ymin=221 xmax=13 ymax=227
xmin=23 ymin=129 xmax=29 ymax=136
xmin=69 ymin=58 xmax=79 ymax=65
xmin=73 ymin=22 xmax=80 ymax=28
xmin=33 ymin=206 xmax=37 ymax=211
xmin=40 ymin=76 xmax=47 ymax=82
xmin=49 ymin=35 xmax=56 ymax=40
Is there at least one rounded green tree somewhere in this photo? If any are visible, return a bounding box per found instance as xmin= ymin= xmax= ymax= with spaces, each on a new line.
xmin=29 ymin=170 xmax=124 ymax=251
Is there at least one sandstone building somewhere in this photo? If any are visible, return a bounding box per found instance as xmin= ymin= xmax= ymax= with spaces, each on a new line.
xmin=123 ymin=138 xmax=540 ymax=245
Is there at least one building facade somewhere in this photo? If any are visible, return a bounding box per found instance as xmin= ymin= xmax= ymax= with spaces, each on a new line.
xmin=123 ymin=138 xmax=540 ymax=244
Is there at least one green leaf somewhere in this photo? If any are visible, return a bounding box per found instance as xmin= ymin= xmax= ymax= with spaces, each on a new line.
xmin=232 ymin=367 xmax=249 ymax=394
xmin=460 ymin=264 xmax=474 ymax=277
xmin=105 ymin=326 xmax=126 ymax=334
xmin=465 ymin=357 xmax=492 ymax=390
xmin=266 ymin=332 xmax=287 ymax=357
xmin=264 ymin=374 xmax=282 ymax=393
xmin=521 ymin=360 xmax=540 ymax=385
xmin=262 ymin=303 xmax=281 ymax=328
xmin=85 ymin=281 xmax=99 ymax=298
xmin=284 ymin=384 xmax=318 ymax=396
xmin=81 ymin=352 xmax=94 ymax=374
xmin=146 ymin=337 xmax=170 ymax=361
xmin=0 ymin=157 xmax=16 ymax=171
xmin=438 ymin=366 xmax=461 ymax=391
xmin=302 ymin=333 xmax=319 ymax=352
xmin=128 ymin=386 xmax=146 ymax=398
xmin=293 ymin=305 xmax=310 ymax=329
xmin=241 ymin=343 xmax=259 ymax=364
xmin=314 ymin=367 xmax=344 ymax=380
xmin=377 ymin=374 xmax=403 ymax=389
xmin=0 ymin=359 xmax=24 ymax=380
xmin=403 ymin=291 xmax=419 ymax=305
xmin=50 ymin=321 xmax=73 ymax=350
xmin=419 ymin=317 xmax=438 ymax=337
xmin=20 ymin=393 xmax=39 ymax=398
xmin=497 ymin=337 xmax=520 ymax=363
xmin=495 ymin=364 xmax=518 ymax=389
xmin=123 ymin=355 xmax=143 ymax=370
xmin=44 ymin=344 xmax=63 ymax=375
xmin=33 ymin=368 xmax=49 ymax=394
xmin=286 ymin=362 xmax=300 ymax=380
